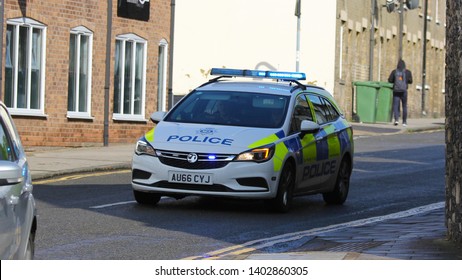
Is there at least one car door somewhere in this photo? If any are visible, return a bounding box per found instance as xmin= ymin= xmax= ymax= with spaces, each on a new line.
xmin=289 ymin=93 xmax=320 ymax=191
xmin=307 ymin=94 xmax=342 ymax=187
xmin=0 ymin=114 xmax=20 ymax=259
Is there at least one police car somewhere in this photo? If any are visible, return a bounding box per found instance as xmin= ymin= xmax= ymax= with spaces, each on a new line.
xmin=132 ymin=68 xmax=354 ymax=212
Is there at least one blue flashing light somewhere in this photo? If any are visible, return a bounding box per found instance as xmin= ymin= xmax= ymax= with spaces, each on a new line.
xmin=208 ymin=155 xmax=217 ymax=160
xmin=267 ymin=71 xmax=306 ymax=80
xmin=210 ymin=68 xmax=306 ymax=81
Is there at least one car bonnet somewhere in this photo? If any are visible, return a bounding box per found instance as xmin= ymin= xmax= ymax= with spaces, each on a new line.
xmin=145 ymin=121 xmax=282 ymax=154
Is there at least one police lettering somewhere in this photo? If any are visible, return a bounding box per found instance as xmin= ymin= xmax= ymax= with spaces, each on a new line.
xmin=303 ymin=160 xmax=337 ymax=180
xmin=167 ymin=135 xmax=234 ymax=146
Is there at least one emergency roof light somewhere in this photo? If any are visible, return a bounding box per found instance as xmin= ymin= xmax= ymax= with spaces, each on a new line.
xmin=210 ymin=68 xmax=306 ymax=81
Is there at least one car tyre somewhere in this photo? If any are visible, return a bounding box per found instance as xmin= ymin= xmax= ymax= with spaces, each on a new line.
xmin=323 ymin=158 xmax=351 ymax=205
xmin=24 ymin=232 xmax=35 ymax=260
xmin=267 ymin=162 xmax=295 ymax=213
xmin=133 ymin=190 xmax=161 ymax=205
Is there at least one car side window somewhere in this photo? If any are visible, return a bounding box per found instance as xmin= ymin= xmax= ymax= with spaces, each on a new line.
xmin=290 ymin=94 xmax=313 ymax=134
xmin=0 ymin=106 xmax=21 ymax=160
xmin=0 ymin=120 xmax=14 ymax=161
xmin=307 ymin=95 xmax=340 ymax=125
xmin=322 ymin=98 xmax=340 ymax=122
xmin=308 ymin=95 xmax=328 ymax=124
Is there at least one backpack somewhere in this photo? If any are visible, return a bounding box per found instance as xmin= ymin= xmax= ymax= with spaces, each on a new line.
xmin=393 ymin=69 xmax=407 ymax=92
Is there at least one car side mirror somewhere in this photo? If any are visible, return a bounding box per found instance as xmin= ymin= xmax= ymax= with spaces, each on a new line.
xmin=0 ymin=161 xmax=24 ymax=187
xmin=300 ymin=120 xmax=320 ymax=138
xmin=150 ymin=111 xmax=167 ymax=124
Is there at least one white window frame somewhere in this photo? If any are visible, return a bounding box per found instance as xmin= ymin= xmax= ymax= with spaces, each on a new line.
xmin=67 ymin=26 xmax=94 ymax=120
xmin=157 ymin=39 xmax=168 ymax=112
xmin=113 ymin=33 xmax=147 ymax=122
xmin=5 ymin=18 xmax=47 ymax=117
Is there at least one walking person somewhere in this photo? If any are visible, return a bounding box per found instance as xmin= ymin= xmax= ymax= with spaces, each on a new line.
xmin=388 ymin=59 xmax=413 ymax=126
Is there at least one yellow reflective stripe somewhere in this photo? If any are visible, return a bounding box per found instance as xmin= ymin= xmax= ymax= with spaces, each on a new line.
xmin=145 ymin=128 xmax=155 ymax=142
xmin=323 ymin=125 xmax=335 ymax=134
xmin=300 ymin=134 xmax=317 ymax=163
xmin=328 ymin=135 xmax=341 ymax=158
xmin=347 ymin=126 xmax=353 ymax=139
xmin=248 ymin=134 xmax=287 ymax=172
xmin=273 ymin=142 xmax=288 ymax=172
xmin=248 ymin=134 xmax=280 ymax=149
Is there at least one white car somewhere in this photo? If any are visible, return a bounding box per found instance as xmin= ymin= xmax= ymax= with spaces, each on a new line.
xmin=0 ymin=102 xmax=37 ymax=259
xmin=132 ymin=68 xmax=354 ymax=212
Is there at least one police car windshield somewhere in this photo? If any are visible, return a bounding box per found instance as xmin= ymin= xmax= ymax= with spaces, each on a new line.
xmin=165 ymin=90 xmax=290 ymax=128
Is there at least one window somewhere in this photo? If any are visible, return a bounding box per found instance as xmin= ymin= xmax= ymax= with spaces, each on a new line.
xmin=164 ymin=90 xmax=289 ymax=128
xmin=113 ymin=34 xmax=147 ymax=121
xmin=290 ymin=94 xmax=313 ymax=134
xmin=4 ymin=18 xmax=46 ymax=116
xmin=68 ymin=26 xmax=93 ymax=119
xmin=308 ymin=95 xmax=340 ymax=124
xmin=0 ymin=119 xmax=14 ymax=161
xmin=157 ymin=40 xmax=168 ymax=111
xmin=0 ymin=106 xmax=21 ymax=161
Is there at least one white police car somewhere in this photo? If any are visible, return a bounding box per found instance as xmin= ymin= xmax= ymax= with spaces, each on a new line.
xmin=132 ymin=68 xmax=353 ymax=212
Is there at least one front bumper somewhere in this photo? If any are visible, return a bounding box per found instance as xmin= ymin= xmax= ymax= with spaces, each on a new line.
xmin=131 ymin=154 xmax=280 ymax=199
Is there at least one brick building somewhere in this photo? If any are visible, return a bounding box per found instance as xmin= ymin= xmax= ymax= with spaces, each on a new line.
xmin=334 ymin=0 xmax=446 ymax=120
xmin=1 ymin=0 xmax=171 ymax=147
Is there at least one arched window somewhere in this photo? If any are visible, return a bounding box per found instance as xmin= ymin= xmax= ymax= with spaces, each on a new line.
xmin=67 ymin=26 xmax=93 ymax=119
xmin=4 ymin=18 xmax=46 ymax=116
xmin=113 ymin=33 xmax=147 ymax=121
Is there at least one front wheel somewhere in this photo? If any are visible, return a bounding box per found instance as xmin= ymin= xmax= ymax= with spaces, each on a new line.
xmin=266 ymin=162 xmax=295 ymax=213
xmin=24 ymin=232 xmax=35 ymax=260
xmin=323 ymin=158 xmax=351 ymax=205
xmin=133 ymin=190 xmax=161 ymax=206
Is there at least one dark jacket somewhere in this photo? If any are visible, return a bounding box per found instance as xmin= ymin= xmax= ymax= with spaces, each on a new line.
xmin=388 ymin=59 xmax=413 ymax=91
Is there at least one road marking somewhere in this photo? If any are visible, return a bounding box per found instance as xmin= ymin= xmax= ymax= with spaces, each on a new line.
xmin=33 ymin=169 xmax=131 ymax=184
xmin=89 ymin=197 xmax=172 ymax=209
xmin=89 ymin=200 xmax=136 ymax=209
xmin=185 ymin=202 xmax=445 ymax=260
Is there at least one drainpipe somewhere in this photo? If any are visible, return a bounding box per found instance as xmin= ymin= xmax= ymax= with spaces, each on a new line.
xmin=167 ymin=0 xmax=175 ymax=110
xmin=104 ymin=0 xmax=113 ymax=146
xmin=398 ymin=0 xmax=404 ymax=60
xmin=421 ymin=0 xmax=428 ymax=116
xmin=369 ymin=0 xmax=376 ymax=81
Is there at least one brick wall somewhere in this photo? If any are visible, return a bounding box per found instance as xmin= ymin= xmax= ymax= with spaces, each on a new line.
xmin=2 ymin=0 xmax=170 ymax=147
xmin=334 ymin=0 xmax=446 ymax=121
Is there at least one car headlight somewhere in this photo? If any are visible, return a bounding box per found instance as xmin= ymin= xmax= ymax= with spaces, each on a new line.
xmin=235 ymin=145 xmax=275 ymax=162
xmin=135 ymin=140 xmax=157 ymax=156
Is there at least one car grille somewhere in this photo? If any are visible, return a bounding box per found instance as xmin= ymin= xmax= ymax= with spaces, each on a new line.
xmin=156 ymin=150 xmax=235 ymax=170
xmin=149 ymin=181 xmax=268 ymax=193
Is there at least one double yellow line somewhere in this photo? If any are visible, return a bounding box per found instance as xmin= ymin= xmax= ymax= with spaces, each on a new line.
xmin=33 ymin=169 xmax=131 ymax=185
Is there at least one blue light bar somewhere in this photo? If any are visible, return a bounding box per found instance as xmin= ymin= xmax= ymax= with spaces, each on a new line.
xmin=210 ymin=68 xmax=306 ymax=81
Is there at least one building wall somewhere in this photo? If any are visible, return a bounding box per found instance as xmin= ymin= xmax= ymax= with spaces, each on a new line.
xmin=2 ymin=0 xmax=170 ymax=147
xmin=334 ymin=0 xmax=446 ymax=120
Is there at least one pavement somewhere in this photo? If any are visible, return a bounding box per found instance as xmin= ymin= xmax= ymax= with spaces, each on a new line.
xmin=25 ymin=117 xmax=462 ymax=260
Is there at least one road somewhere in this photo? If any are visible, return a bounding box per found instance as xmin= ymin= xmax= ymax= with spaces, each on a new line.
xmin=33 ymin=131 xmax=445 ymax=259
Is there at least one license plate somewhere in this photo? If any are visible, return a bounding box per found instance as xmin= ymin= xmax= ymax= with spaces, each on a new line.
xmin=168 ymin=171 xmax=213 ymax=185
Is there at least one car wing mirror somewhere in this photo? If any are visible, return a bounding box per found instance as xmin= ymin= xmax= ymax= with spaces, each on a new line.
xmin=150 ymin=111 xmax=167 ymax=124
xmin=0 ymin=161 xmax=24 ymax=187
xmin=300 ymin=120 xmax=320 ymax=138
